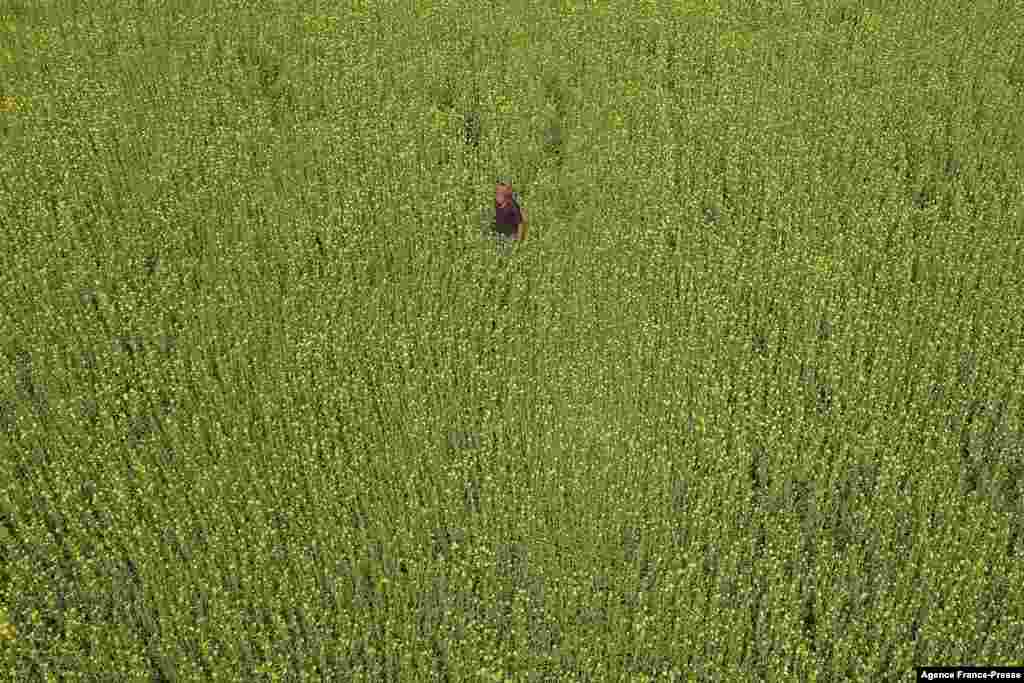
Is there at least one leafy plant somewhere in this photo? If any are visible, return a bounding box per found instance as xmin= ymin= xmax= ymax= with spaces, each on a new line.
xmin=0 ymin=1 xmax=1022 ymax=680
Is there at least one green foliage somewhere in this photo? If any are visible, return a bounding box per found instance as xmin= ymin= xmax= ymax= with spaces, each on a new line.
xmin=1 ymin=0 xmax=1023 ymax=680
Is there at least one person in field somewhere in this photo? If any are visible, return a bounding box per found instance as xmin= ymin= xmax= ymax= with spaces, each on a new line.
xmin=494 ymin=182 xmax=527 ymax=243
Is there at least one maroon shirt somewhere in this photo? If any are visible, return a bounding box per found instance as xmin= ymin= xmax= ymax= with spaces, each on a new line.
xmin=495 ymin=202 xmax=522 ymax=238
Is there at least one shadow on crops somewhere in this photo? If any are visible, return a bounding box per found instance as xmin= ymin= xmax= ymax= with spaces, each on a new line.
xmin=462 ymin=110 xmax=481 ymax=149
xmin=3 ymin=346 xmax=51 ymax=424
xmin=798 ymin=361 xmax=835 ymax=418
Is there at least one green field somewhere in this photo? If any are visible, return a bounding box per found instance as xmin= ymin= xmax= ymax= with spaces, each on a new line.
xmin=2 ymin=1 xmax=1023 ymax=680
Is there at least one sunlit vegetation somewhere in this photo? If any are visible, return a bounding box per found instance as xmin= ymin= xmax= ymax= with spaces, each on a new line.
xmin=1 ymin=1 xmax=1023 ymax=680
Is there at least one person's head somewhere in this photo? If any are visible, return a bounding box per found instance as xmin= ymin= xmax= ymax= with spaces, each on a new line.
xmin=496 ymin=182 xmax=513 ymax=207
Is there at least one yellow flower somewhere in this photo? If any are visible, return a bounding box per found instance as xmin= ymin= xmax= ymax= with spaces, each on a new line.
xmin=0 ymin=96 xmax=17 ymax=113
xmin=0 ymin=622 xmax=15 ymax=640
xmin=302 ymin=14 xmax=337 ymax=35
xmin=428 ymin=106 xmax=447 ymax=132
xmin=719 ymin=30 xmax=754 ymax=52
xmin=862 ymin=11 xmax=882 ymax=35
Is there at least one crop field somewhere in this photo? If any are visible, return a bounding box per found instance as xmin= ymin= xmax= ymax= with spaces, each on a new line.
xmin=1 ymin=0 xmax=1023 ymax=680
